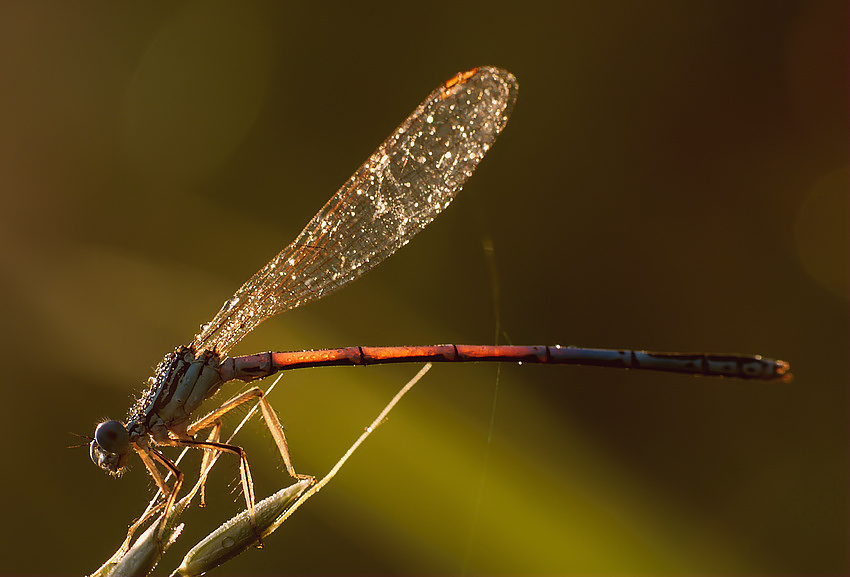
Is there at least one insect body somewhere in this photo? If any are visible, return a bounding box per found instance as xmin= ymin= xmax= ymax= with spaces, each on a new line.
xmin=89 ymin=66 xmax=790 ymax=543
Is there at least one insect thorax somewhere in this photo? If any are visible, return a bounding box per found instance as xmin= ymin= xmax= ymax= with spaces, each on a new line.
xmin=127 ymin=345 xmax=223 ymax=441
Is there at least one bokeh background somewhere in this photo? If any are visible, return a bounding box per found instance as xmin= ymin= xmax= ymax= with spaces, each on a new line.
xmin=0 ymin=1 xmax=845 ymax=575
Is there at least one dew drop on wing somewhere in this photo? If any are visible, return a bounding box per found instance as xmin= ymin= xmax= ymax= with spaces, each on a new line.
xmin=191 ymin=67 xmax=518 ymax=355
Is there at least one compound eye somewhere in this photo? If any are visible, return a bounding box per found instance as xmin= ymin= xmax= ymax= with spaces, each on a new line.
xmin=94 ymin=420 xmax=129 ymax=454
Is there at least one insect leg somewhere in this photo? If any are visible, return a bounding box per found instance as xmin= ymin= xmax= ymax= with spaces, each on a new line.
xmin=159 ymin=435 xmax=263 ymax=545
xmin=188 ymin=386 xmax=314 ymax=482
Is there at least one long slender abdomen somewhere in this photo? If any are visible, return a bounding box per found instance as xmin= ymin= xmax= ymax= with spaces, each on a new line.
xmin=218 ymin=345 xmax=791 ymax=382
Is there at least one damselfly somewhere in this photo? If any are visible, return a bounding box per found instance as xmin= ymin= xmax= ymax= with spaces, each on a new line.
xmin=88 ymin=66 xmax=790 ymax=542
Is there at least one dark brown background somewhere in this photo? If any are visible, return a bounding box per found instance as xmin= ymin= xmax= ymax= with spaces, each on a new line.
xmin=0 ymin=1 xmax=845 ymax=574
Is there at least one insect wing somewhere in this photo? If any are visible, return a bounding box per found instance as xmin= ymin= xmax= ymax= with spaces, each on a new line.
xmin=195 ymin=67 xmax=518 ymax=354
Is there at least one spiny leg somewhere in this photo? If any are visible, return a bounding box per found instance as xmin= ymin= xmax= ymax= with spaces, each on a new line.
xmin=102 ymin=488 xmax=166 ymax=566
xmin=135 ymin=444 xmax=172 ymax=499
xmin=158 ymin=436 xmax=262 ymax=545
xmin=135 ymin=444 xmax=184 ymax=541
xmin=188 ymin=386 xmax=314 ymax=482
xmin=186 ymin=391 xmax=262 ymax=513
xmin=197 ymin=418 xmax=222 ymax=507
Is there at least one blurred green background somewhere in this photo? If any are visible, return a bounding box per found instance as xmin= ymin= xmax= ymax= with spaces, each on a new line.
xmin=0 ymin=1 xmax=845 ymax=575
